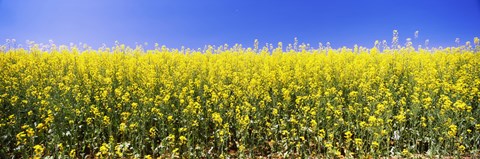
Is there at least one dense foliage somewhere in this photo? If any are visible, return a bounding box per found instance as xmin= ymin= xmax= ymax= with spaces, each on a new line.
xmin=1 ymin=40 xmax=480 ymax=158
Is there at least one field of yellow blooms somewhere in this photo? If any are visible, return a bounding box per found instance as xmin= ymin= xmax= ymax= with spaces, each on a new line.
xmin=1 ymin=41 xmax=480 ymax=158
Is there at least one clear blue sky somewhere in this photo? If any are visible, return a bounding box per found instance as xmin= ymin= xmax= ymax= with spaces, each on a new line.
xmin=1 ymin=0 xmax=479 ymax=49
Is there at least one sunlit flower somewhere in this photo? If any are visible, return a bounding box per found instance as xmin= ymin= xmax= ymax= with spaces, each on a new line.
xmin=33 ymin=144 xmax=44 ymax=156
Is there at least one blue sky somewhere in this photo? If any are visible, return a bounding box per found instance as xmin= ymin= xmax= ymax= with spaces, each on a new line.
xmin=0 ymin=0 xmax=479 ymax=49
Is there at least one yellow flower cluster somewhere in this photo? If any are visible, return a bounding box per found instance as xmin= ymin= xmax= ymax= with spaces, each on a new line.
xmin=0 ymin=41 xmax=479 ymax=158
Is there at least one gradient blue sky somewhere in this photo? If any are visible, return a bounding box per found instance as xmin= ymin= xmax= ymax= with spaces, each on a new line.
xmin=1 ymin=0 xmax=479 ymax=49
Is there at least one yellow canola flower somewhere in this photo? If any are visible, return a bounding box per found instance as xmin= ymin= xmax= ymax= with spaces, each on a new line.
xmin=344 ymin=131 xmax=353 ymax=141
xmin=26 ymin=128 xmax=35 ymax=137
xmin=16 ymin=132 xmax=26 ymax=145
xmin=103 ymin=116 xmax=110 ymax=125
xmin=100 ymin=143 xmax=110 ymax=155
xmin=69 ymin=149 xmax=76 ymax=158
xmin=354 ymin=138 xmax=363 ymax=146
xmin=33 ymin=144 xmax=44 ymax=156
xmin=119 ymin=123 xmax=127 ymax=133
xmin=371 ymin=141 xmax=379 ymax=149
xmin=448 ymin=124 xmax=457 ymax=138
xmin=212 ymin=112 xmax=223 ymax=125
xmin=179 ymin=135 xmax=187 ymax=144
xmin=149 ymin=127 xmax=156 ymax=138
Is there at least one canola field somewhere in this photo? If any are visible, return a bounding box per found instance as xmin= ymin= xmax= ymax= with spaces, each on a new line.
xmin=1 ymin=41 xmax=480 ymax=158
